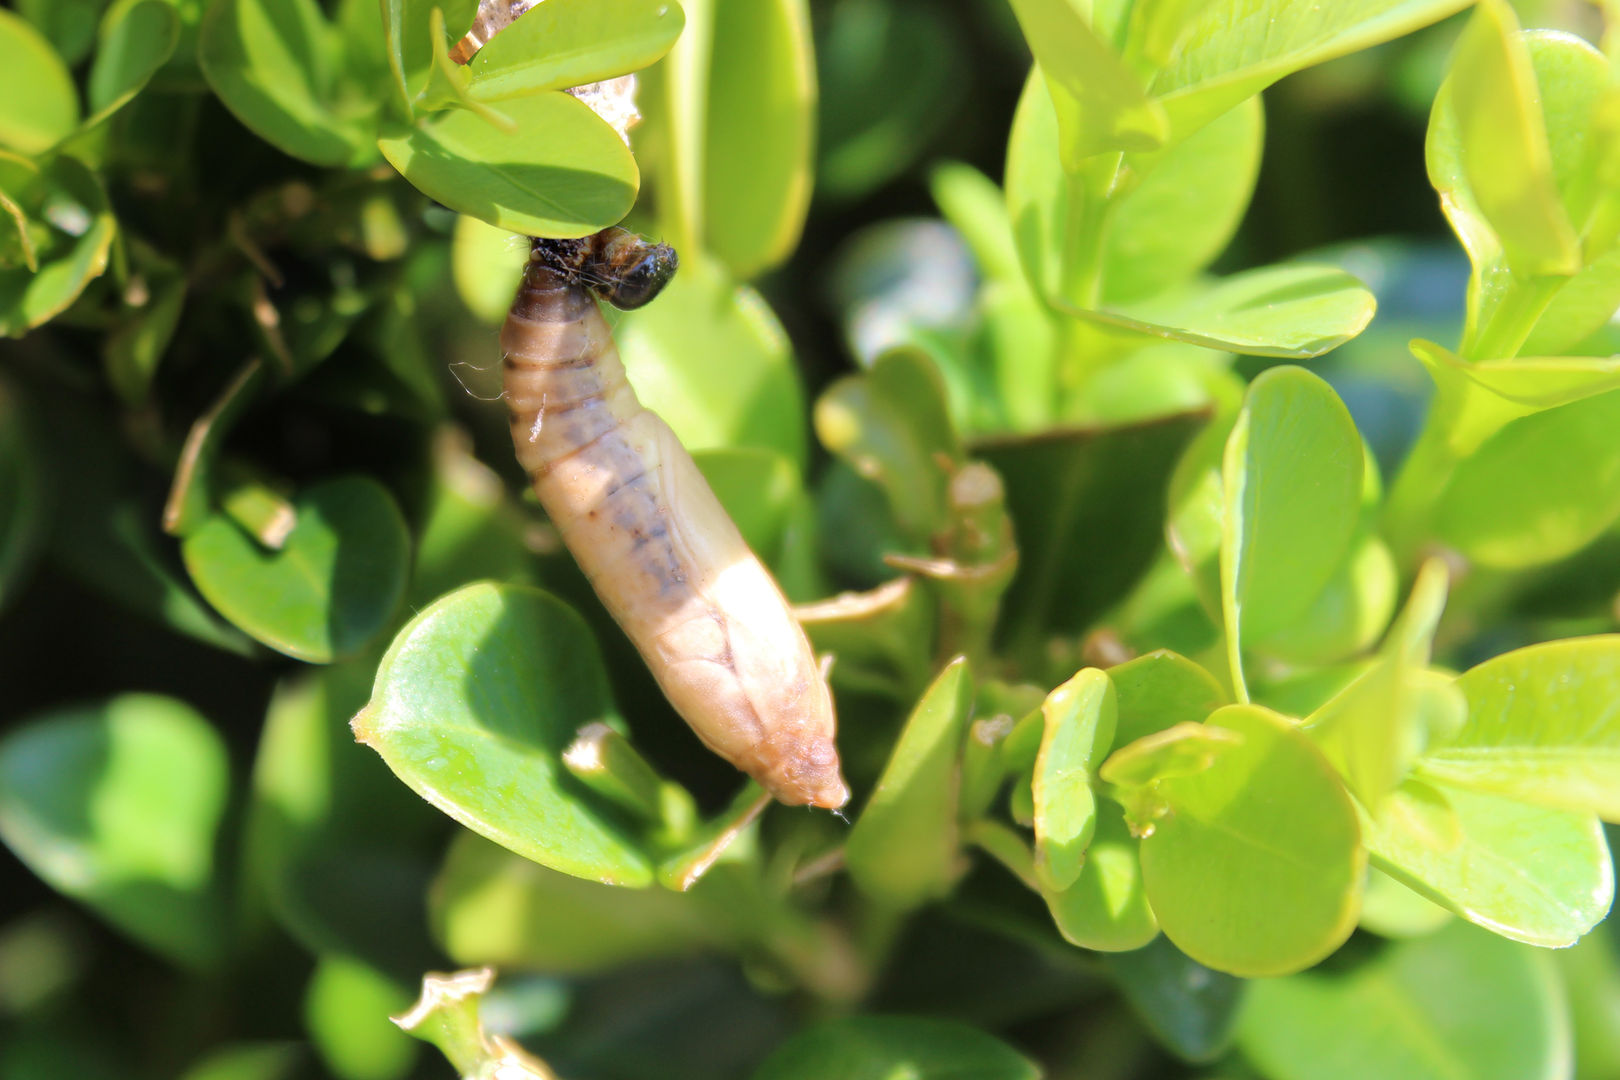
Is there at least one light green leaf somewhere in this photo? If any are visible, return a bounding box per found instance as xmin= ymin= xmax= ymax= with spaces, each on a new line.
xmin=1044 ymin=799 xmax=1157 ymax=952
xmin=466 ymin=0 xmax=683 ymax=101
xmin=1033 ymin=668 xmax=1115 ymax=892
xmin=1437 ymin=0 xmax=1579 ymax=277
xmin=378 ymin=91 xmax=638 ymax=238
xmin=0 ymin=695 xmax=228 ymax=969
xmin=1359 ymin=867 xmax=1453 ymax=939
xmin=1253 ymin=533 xmax=1398 ymax=667
xmin=845 ymin=657 xmax=973 ymax=909
xmin=182 ymin=476 xmax=410 ymax=663
xmin=379 ymin=0 xmax=477 ymax=114
xmin=354 ymin=582 xmax=654 ymax=887
xmin=930 ymin=161 xmax=1021 ymax=285
xmin=449 ymin=213 xmax=525 ymax=324
xmin=1004 ymin=0 xmax=1167 ymax=163
xmin=1107 ymin=649 xmax=1225 ymax=746
xmin=1221 ymin=367 xmax=1364 ymax=696
xmin=0 ymin=9 xmax=79 ymax=154
xmin=1306 ymin=558 xmax=1450 ymax=808
xmin=1150 ymin=0 xmax=1472 ymax=140
xmin=1240 ymin=920 xmax=1569 ymax=1080
xmin=1365 ymin=780 xmax=1612 ymax=947
xmin=1422 ymin=636 xmax=1620 ymax=820
xmin=304 ymin=958 xmax=418 ymax=1080
xmin=1058 ymin=264 xmax=1376 ymax=359
xmin=750 ymin=1017 xmax=1039 ymax=1080
xmin=1436 ymin=387 xmax=1620 ymax=568
xmin=1139 ymin=704 xmax=1364 ymax=977
xmin=199 ymin=0 xmax=378 ymax=167
xmin=815 ymin=345 xmax=962 ymax=543
xmin=0 ymin=154 xmax=117 ymax=337
xmin=617 ymin=255 xmax=806 ymax=466
xmin=88 ymin=0 xmax=180 ymax=120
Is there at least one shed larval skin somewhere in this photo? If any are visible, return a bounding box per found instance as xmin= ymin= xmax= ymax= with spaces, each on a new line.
xmin=500 ymin=255 xmax=849 ymax=809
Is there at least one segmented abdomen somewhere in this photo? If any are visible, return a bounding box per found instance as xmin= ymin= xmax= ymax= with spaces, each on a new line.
xmin=500 ymin=263 xmax=848 ymax=809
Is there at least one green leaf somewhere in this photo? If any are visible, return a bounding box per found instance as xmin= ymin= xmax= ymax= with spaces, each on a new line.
xmin=199 ymin=0 xmax=378 ymax=167
xmin=1421 ymin=636 xmax=1620 ymax=820
xmin=0 ymin=9 xmax=79 ymax=154
xmin=1059 ymin=264 xmax=1376 ymax=359
xmin=1436 ymin=387 xmax=1620 ymax=569
xmin=1138 ymin=704 xmax=1364 ymax=977
xmin=1253 ymin=532 xmax=1399 ymax=667
xmin=182 ymin=476 xmax=410 ymax=663
xmin=1524 ymin=245 xmax=1620 ymax=355
xmin=378 ymin=91 xmax=637 ymax=238
xmin=88 ymin=0 xmax=180 ymax=120
xmin=466 ymin=0 xmax=683 ymax=101
xmin=162 ymin=360 xmax=270 ymax=538
xmin=976 ymin=409 xmax=1205 ymax=650
xmin=1359 ymin=866 xmax=1453 ymax=939
xmin=1004 ymin=0 xmax=1167 ymax=163
xmin=815 ymin=345 xmax=962 ymax=543
xmin=1365 ymin=780 xmax=1612 ymax=947
xmin=245 ymin=660 xmax=442 ymax=973
xmin=103 ymin=259 xmax=186 ymax=404
xmin=845 ymin=657 xmax=973 ymax=909
xmin=1004 ymin=70 xmax=1259 ymax=308
xmin=354 ymin=582 xmax=653 ymax=887
xmin=449 ymin=213 xmax=526 ymax=324
xmin=643 ymin=0 xmax=813 ymax=277
xmin=1044 ymin=798 xmax=1157 ymax=952
xmin=1107 ymin=649 xmax=1225 ymax=746
xmin=0 ymin=695 xmax=228 ymax=970
xmin=380 ymin=0 xmax=476 ymax=115
xmin=431 ymin=832 xmax=712 ymax=971
xmin=1149 ymin=0 xmax=1471 ymax=140
xmin=14 ymin=0 xmax=110 ymax=67
xmin=1435 ymin=0 xmax=1579 ymax=277
xmin=616 ymin=255 xmax=806 ymax=467
xmin=796 ymin=577 xmax=935 ymax=702
xmin=1221 ymin=367 xmax=1363 ymax=696
xmin=0 ymin=154 xmax=117 ymax=337
xmin=1305 ymin=558 xmax=1450 ymax=809
xmin=1105 ymin=936 xmax=1245 ymax=1063
xmin=750 ymin=1017 xmax=1039 ymax=1080
xmin=178 ymin=1045 xmax=303 ymax=1080
xmin=930 ymin=161 xmax=1021 ymax=286
xmin=1033 ymin=668 xmax=1115 ymax=892
xmin=0 ymin=380 xmax=45 ymax=611
xmin=1240 ymin=920 xmax=1569 ymax=1080
xmin=304 ymin=958 xmax=418 ymax=1080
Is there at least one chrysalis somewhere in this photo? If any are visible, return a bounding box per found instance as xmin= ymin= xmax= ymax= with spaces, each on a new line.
xmin=499 ymin=231 xmax=849 ymax=809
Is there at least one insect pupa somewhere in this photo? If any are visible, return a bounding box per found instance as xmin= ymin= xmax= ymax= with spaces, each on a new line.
xmin=500 ymin=230 xmax=849 ymax=809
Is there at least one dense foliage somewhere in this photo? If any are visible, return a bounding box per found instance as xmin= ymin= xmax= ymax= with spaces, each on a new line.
xmin=4 ymin=0 xmax=1620 ymax=1078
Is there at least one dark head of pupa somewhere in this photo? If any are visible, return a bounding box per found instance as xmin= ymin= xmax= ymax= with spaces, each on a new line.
xmin=530 ymin=228 xmax=679 ymax=311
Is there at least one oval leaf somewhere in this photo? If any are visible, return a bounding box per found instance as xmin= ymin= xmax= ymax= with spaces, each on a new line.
xmin=182 ymin=475 xmax=410 ymax=663
xmin=378 ymin=90 xmax=637 ymax=237
xmin=1424 ymin=636 xmax=1620 ymax=819
xmin=354 ymin=582 xmax=654 ymax=887
xmin=0 ymin=9 xmax=79 ymax=153
xmin=1033 ymin=667 xmax=1115 ymax=892
xmin=1139 ymin=704 xmax=1364 ymax=977
xmin=0 ymin=694 xmax=228 ymax=969
xmin=1045 ymin=799 xmax=1158 ymax=952
xmin=467 ymin=0 xmax=684 ymax=101
xmin=88 ymin=0 xmax=180 ymax=119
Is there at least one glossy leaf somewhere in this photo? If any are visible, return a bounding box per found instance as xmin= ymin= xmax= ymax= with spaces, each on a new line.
xmin=815 ymin=345 xmax=962 ymax=542
xmin=448 ymin=214 xmax=525 ymax=324
xmin=1004 ymin=0 xmax=1167 ymax=163
xmin=1032 ymin=668 xmax=1115 ymax=892
xmin=466 ymin=0 xmax=684 ymax=101
xmin=199 ymin=0 xmax=378 ymax=167
xmin=1252 ymin=532 xmax=1397 ymax=667
xmin=1422 ymin=636 xmax=1620 ymax=819
xmin=1365 ymin=780 xmax=1612 ymax=947
xmin=379 ymin=91 xmax=637 ymax=238
xmin=1306 ymin=558 xmax=1449 ymax=808
xmin=88 ymin=0 xmax=181 ymax=120
xmin=1139 ymin=705 xmax=1364 ymax=977
xmin=1060 ymin=264 xmax=1376 ymax=359
xmin=354 ymin=582 xmax=653 ymax=887
xmin=1241 ymin=920 xmax=1569 ymax=1080
xmin=1107 ymin=650 xmax=1225 ymax=747
xmin=1434 ymin=0 xmax=1579 ymax=277
xmin=0 ymin=9 xmax=79 ymax=154
xmin=1045 ymin=799 xmax=1157 ymax=952
xmin=1105 ymin=936 xmax=1245 ymax=1064
xmin=750 ymin=1016 xmax=1038 ymax=1080
xmin=182 ymin=476 xmax=410 ymax=663
xmin=846 ymin=657 xmax=973 ymax=909
xmin=1149 ymin=0 xmax=1472 ymax=140
xmin=1221 ymin=367 xmax=1363 ymax=694
xmin=617 ymin=256 xmax=806 ymax=466
xmin=1436 ymin=388 xmax=1620 ymax=569
xmin=0 ymin=695 xmax=227 ymax=969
